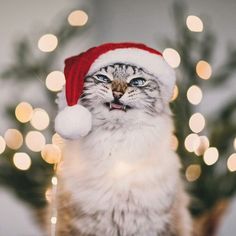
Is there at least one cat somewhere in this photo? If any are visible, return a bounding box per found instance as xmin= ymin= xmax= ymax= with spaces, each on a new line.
xmin=54 ymin=63 xmax=192 ymax=236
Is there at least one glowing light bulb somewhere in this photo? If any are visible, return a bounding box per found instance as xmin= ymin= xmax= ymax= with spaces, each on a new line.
xmin=25 ymin=131 xmax=46 ymax=152
xmin=171 ymin=85 xmax=179 ymax=102
xmin=187 ymin=85 xmax=203 ymax=105
xmin=227 ymin=153 xmax=236 ymax=172
xmin=189 ymin=113 xmax=205 ymax=133
xmin=51 ymin=216 xmax=57 ymax=224
xmin=51 ymin=176 xmax=58 ymax=186
xmin=203 ymin=147 xmax=219 ymax=165
xmin=4 ymin=129 xmax=23 ymax=150
xmin=15 ymin=102 xmax=33 ymax=123
xmin=163 ymin=48 xmax=181 ymax=68
xmin=38 ymin=34 xmax=58 ymax=52
xmin=45 ymin=188 xmax=52 ymax=203
xmin=30 ymin=108 xmax=50 ymax=130
xmin=196 ymin=60 xmax=212 ymax=80
xmin=0 ymin=136 xmax=6 ymax=154
xmin=46 ymin=71 xmax=65 ymax=92
xmin=194 ymin=135 xmax=210 ymax=156
xmin=184 ymin=133 xmax=200 ymax=152
xmin=41 ymin=144 xmax=62 ymax=164
xmin=68 ymin=10 xmax=88 ymax=26
xmin=13 ymin=152 xmax=31 ymax=170
xmin=186 ymin=15 xmax=203 ymax=32
xmin=185 ymin=164 xmax=201 ymax=182
xmin=171 ymin=135 xmax=179 ymax=151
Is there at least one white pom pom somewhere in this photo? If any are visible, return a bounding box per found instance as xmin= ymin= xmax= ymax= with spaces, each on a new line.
xmin=55 ymin=105 xmax=92 ymax=139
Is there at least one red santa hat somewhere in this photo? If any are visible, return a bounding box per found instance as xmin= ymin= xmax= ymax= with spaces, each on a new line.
xmin=55 ymin=42 xmax=176 ymax=139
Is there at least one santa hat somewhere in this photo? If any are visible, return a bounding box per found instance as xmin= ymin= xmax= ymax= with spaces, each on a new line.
xmin=55 ymin=42 xmax=176 ymax=139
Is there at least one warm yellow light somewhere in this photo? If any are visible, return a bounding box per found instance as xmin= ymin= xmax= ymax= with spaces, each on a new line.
xmin=13 ymin=152 xmax=31 ymax=171
xmin=171 ymin=85 xmax=179 ymax=102
xmin=52 ymin=133 xmax=64 ymax=149
xmin=171 ymin=135 xmax=179 ymax=151
xmin=46 ymin=71 xmax=65 ymax=92
xmin=45 ymin=188 xmax=52 ymax=203
xmin=30 ymin=108 xmax=50 ymax=131
xmin=203 ymin=147 xmax=219 ymax=165
xmin=4 ymin=129 xmax=23 ymax=150
xmin=15 ymin=102 xmax=33 ymax=123
xmin=51 ymin=176 xmax=58 ymax=186
xmin=187 ymin=85 xmax=203 ymax=105
xmin=0 ymin=136 xmax=6 ymax=154
xmin=25 ymin=131 xmax=46 ymax=152
xmin=38 ymin=34 xmax=58 ymax=52
xmin=184 ymin=133 xmax=200 ymax=152
xmin=227 ymin=153 xmax=236 ymax=172
xmin=196 ymin=60 xmax=212 ymax=80
xmin=41 ymin=144 xmax=62 ymax=164
xmin=233 ymin=138 xmax=236 ymax=150
xmin=194 ymin=135 xmax=210 ymax=156
xmin=68 ymin=10 xmax=88 ymax=26
xmin=51 ymin=216 xmax=57 ymax=224
xmin=186 ymin=15 xmax=203 ymax=32
xmin=163 ymin=48 xmax=181 ymax=68
xmin=189 ymin=113 xmax=205 ymax=133
xmin=185 ymin=164 xmax=201 ymax=182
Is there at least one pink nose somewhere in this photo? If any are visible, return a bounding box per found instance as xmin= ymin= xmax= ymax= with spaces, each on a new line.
xmin=113 ymin=91 xmax=123 ymax=99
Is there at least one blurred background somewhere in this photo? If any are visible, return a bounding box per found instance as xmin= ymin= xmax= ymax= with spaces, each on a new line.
xmin=0 ymin=0 xmax=236 ymax=235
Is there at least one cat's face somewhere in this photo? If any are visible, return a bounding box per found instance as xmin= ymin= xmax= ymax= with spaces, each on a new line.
xmin=80 ymin=63 xmax=168 ymax=129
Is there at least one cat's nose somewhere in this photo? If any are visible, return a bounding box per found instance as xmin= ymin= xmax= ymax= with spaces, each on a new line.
xmin=113 ymin=91 xmax=123 ymax=100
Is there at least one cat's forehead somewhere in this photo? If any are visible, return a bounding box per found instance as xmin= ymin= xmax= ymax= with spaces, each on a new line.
xmin=95 ymin=63 xmax=145 ymax=79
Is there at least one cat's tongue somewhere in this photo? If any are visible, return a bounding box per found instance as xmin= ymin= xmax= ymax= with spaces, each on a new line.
xmin=110 ymin=102 xmax=126 ymax=111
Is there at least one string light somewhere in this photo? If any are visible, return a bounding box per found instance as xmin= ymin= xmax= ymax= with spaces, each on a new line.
xmin=184 ymin=133 xmax=200 ymax=152
xmin=38 ymin=34 xmax=58 ymax=52
xmin=163 ymin=48 xmax=181 ymax=68
xmin=187 ymin=85 xmax=203 ymax=105
xmin=196 ymin=60 xmax=212 ymax=80
xmin=15 ymin=102 xmax=33 ymax=123
xmin=41 ymin=144 xmax=62 ymax=164
xmin=203 ymin=147 xmax=219 ymax=166
xmin=0 ymin=136 xmax=6 ymax=154
xmin=46 ymin=71 xmax=65 ymax=92
xmin=170 ymin=135 xmax=179 ymax=151
xmin=186 ymin=15 xmax=203 ymax=32
xmin=13 ymin=152 xmax=31 ymax=171
xmin=185 ymin=164 xmax=201 ymax=182
xmin=68 ymin=10 xmax=88 ymax=26
xmin=25 ymin=131 xmax=46 ymax=152
xmin=171 ymin=85 xmax=179 ymax=101
xmin=233 ymin=138 xmax=236 ymax=150
xmin=30 ymin=108 xmax=50 ymax=130
xmin=189 ymin=113 xmax=205 ymax=133
xmin=4 ymin=129 xmax=23 ymax=150
xmin=50 ymin=174 xmax=58 ymax=236
xmin=227 ymin=153 xmax=236 ymax=172
xmin=194 ymin=135 xmax=210 ymax=156
xmin=45 ymin=188 xmax=52 ymax=203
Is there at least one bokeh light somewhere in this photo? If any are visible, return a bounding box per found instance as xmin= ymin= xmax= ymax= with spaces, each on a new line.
xmin=186 ymin=15 xmax=203 ymax=32
xmin=25 ymin=131 xmax=46 ymax=152
xmin=233 ymin=138 xmax=236 ymax=150
xmin=51 ymin=216 xmax=57 ymax=224
xmin=185 ymin=164 xmax=201 ymax=182
xmin=184 ymin=133 xmax=200 ymax=152
xmin=194 ymin=135 xmax=210 ymax=156
xmin=45 ymin=188 xmax=52 ymax=203
xmin=41 ymin=144 xmax=62 ymax=164
xmin=163 ymin=48 xmax=181 ymax=68
xmin=15 ymin=102 xmax=33 ymax=123
xmin=4 ymin=129 xmax=23 ymax=150
xmin=203 ymin=147 xmax=219 ymax=166
xmin=196 ymin=60 xmax=212 ymax=80
xmin=52 ymin=133 xmax=64 ymax=149
xmin=38 ymin=34 xmax=58 ymax=52
xmin=13 ymin=152 xmax=31 ymax=171
xmin=227 ymin=153 xmax=236 ymax=172
xmin=0 ymin=136 xmax=6 ymax=154
xmin=46 ymin=71 xmax=65 ymax=92
xmin=51 ymin=176 xmax=58 ymax=186
xmin=30 ymin=108 xmax=50 ymax=130
xmin=170 ymin=135 xmax=179 ymax=151
xmin=187 ymin=85 xmax=203 ymax=105
xmin=189 ymin=113 xmax=205 ymax=133
xmin=68 ymin=10 xmax=88 ymax=26
xmin=171 ymin=85 xmax=179 ymax=101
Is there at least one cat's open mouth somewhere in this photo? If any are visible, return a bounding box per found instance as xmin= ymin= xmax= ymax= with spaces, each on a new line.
xmin=105 ymin=101 xmax=130 ymax=112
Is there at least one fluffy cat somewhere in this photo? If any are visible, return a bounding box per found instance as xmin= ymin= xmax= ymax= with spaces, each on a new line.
xmin=54 ymin=63 xmax=192 ymax=236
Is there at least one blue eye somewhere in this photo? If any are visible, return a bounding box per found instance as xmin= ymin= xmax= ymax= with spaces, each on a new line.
xmin=95 ymin=74 xmax=111 ymax=83
xmin=129 ymin=77 xmax=147 ymax=87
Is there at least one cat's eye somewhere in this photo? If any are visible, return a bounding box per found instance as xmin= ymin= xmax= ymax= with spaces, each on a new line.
xmin=94 ymin=74 xmax=111 ymax=83
xmin=129 ymin=77 xmax=147 ymax=87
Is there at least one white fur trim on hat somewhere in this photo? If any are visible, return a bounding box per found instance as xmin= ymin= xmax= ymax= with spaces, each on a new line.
xmin=55 ymin=104 xmax=92 ymax=139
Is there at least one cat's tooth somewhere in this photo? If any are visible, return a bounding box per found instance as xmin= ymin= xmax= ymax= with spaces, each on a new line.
xmin=109 ymin=103 xmax=112 ymax=110
xmin=123 ymin=105 xmax=126 ymax=112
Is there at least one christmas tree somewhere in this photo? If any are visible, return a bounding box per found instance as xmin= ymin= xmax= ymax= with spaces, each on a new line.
xmin=0 ymin=1 xmax=236 ymax=236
